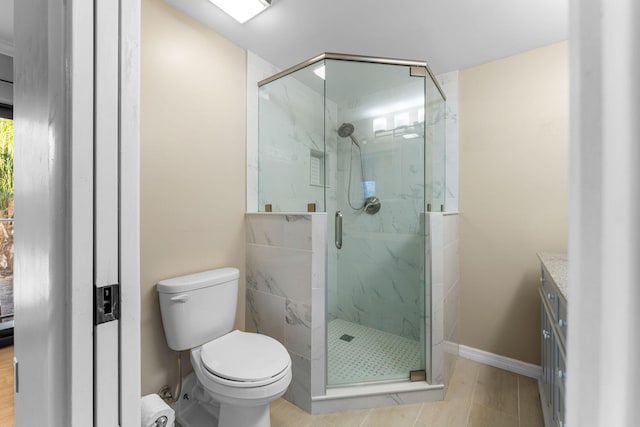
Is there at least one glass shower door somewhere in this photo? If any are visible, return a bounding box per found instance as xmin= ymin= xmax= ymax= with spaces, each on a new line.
xmin=325 ymin=59 xmax=428 ymax=386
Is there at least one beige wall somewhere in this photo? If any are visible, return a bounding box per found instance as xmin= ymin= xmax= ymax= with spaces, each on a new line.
xmin=459 ymin=42 xmax=568 ymax=364
xmin=140 ymin=0 xmax=247 ymax=394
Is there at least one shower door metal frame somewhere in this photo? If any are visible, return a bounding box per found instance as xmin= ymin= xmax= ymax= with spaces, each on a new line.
xmin=257 ymin=53 xmax=447 ymax=102
xmin=307 ymin=54 xmax=438 ymax=388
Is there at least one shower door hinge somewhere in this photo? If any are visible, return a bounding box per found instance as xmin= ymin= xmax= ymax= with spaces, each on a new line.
xmin=410 ymin=370 xmax=427 ymax=382
xmin=410 ymin=66 xmax=427 ymax=77
xmin=94 ymin=283 xmax=120 ymax=325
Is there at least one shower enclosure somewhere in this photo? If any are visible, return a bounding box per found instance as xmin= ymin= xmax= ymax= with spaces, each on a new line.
xmin=254 ymin=53 xmax=446 ymax=410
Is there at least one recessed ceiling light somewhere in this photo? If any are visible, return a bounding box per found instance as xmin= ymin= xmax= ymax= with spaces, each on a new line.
xmin=208 ymin=0 xmax=272 ymax=24
xmin=402 ymin=133 xmax=420 ymax=139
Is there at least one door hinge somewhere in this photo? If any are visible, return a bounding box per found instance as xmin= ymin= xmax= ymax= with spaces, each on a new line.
xmin=95 ymin=284 xmax=120 ymax=325
xmin=410 ymin=370 xmax=427 ymax=382
xmin=410 ymin=66 xmax=427 ymax=77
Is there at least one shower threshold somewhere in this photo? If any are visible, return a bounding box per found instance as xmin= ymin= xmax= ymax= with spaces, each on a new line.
xmin=312 ymin=371 xmax=443 ymax=414
xmin=310 ymin=319 xmax=443 ymax=414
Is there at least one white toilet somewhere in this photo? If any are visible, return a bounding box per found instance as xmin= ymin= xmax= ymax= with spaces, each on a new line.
xmin=157 ymin=267 xmax=292 ymax=427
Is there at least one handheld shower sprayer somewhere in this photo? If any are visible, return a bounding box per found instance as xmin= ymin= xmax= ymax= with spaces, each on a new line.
xmin=336 ymin=123 xmax=381 ymax=214
xmin=337 ymin=122 xmax=361 ymax=149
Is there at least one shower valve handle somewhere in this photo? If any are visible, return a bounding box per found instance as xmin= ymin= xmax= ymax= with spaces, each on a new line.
xmin=335 ymin=211 xmax=343 ymax=249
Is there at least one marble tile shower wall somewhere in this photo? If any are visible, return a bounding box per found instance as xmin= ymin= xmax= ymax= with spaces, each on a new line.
xmin=245 ymin=213 xmax=326 ymax=412
xmin=427 ymin=213 xmax=445 ymax=385
xmin=438 ymin=71 xmax=459 ymax=212
xmin=443 ymin=215 xmax=459 ymax=345
xmin=442 ymin=214 xmax=460 ymax=388
xmin=247 ymin=55 xmax=460 ymax=215
xmin=257 ymin=69 xmax=338 ymax=213
xmin=329 ymin=120 xmax=426 ymax=341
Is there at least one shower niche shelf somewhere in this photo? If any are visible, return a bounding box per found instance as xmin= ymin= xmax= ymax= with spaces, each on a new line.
xmin=309 ymin=149 xmax=328 ymax=187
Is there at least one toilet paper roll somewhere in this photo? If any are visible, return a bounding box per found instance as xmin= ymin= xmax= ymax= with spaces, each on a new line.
xmin=141 ymin=393 xmax=175 ymax=427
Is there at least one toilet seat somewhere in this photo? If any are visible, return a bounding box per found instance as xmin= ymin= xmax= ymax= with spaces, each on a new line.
xmin=200 ymin=330 xmax=291 ymax=388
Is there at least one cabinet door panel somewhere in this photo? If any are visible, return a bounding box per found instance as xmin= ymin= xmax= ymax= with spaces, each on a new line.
xmin=557 ymin=296 xmax=568 ymax=345
xmin=541 ymin=304 xmax=554 ymax=409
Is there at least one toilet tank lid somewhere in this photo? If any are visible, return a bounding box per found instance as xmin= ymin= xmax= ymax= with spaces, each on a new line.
xmin=156 ymin=268 xmax=239 ymax=294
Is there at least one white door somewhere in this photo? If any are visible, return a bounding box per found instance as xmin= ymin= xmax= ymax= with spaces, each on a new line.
xmin=94 ymin=0 xmax=121 ymax=424
xmin=13 ymin=0 xmax=140 ymax=425
xmin=93 ymin=0 xmax=141 ymax=423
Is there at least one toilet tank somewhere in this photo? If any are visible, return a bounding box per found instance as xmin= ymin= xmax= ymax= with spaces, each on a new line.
xmin=157 ymin=267 xmax=239 ymax=351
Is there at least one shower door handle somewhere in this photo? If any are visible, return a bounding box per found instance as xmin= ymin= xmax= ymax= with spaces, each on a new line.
xmin=335 ymin=211 xmax=343 ymax=249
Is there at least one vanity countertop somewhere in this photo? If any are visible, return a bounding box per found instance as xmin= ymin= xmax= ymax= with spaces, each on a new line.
xmin=537 ymin=252 xmax=568 ymax=299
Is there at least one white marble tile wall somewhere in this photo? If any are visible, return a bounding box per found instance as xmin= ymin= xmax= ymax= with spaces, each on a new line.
xmin=423 ymin=216 xmax=431 ymax=378
xmin=436 ymin=71 xmax=459 ymax=212
xmin=332 ymin=230 xmax=425 ymax=341
xmin=248 ymin=59 xmax=459 ymax=216
xmin=426 ymin=213 xmax=445 ymax=385
xmin=310 ymin=217 xmax=327 ymax=397
xmin=247 ymin=63 xmax=457 ymax=210
xmin=327 ymin=109 xmax=427 ymax=342
xmin=442 ymin=214 xmax=460 ymax=387
xmin=245 ymin=213 xmax=326 ymax=412
xmin=443 ymin=214 xmax=459 ymax=343
xmin=257 ymin=65 xmax=338 ymax=213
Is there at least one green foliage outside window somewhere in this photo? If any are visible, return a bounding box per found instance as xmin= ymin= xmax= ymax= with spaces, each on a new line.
xmin=0 ymin=119 xmax=14 ymax=215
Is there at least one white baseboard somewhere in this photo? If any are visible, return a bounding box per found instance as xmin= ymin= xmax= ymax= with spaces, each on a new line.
xmin=459 ymin=345 xmax=541 ymax=379
xmin=443 ymin=340 xmax=459 ymax=355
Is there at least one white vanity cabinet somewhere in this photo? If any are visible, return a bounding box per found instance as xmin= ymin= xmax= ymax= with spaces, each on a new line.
xmin=538 ymin=253 xmax=568 ymax=427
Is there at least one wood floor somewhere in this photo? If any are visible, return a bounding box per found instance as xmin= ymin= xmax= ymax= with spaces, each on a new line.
xmin=0 ymin=348 xmax=542 ymax=427
xmin=270 ymin=357 xmax=544 ymax=427
xmin=0 ymin=345 xmax=13 ymax=427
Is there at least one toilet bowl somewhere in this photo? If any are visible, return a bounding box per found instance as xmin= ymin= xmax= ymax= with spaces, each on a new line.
xmin=157 ymin=268 xmax=291 ymax=427
xmin=190 ymin=332 xmax=292 ymax=426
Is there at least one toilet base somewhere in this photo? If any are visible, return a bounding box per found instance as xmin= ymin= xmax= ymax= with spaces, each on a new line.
xmin=174 ymin=373 xmax=220 ymax=427
xmin=219 ymin=403 xmax=270 ymax=427
xmin=174 ymin=373 xmax=274 ymax=427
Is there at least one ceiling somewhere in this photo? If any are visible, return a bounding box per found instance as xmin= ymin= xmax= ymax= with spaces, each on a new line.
xmin=0 ymin=0 xmax=568 ymax=74
xmin=166 ymin=0 xmax=568 ymax=74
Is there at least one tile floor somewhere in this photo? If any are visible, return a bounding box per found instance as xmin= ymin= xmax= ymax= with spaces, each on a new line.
xmin=328 ymin=319 xmax=422 ymax=385
xmin=270 ymin=357 xmax=544 ymax=427
xmin=0 ymin=348 xmax=543 ymax=427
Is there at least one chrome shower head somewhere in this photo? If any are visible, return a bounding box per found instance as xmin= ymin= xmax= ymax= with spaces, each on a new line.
xmin=337 ymin=122 xmax=360 ymax=148
xmin=338 ymin=122 xmax=355 ymax=138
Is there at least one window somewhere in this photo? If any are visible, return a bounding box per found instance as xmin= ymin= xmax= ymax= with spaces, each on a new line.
xmin=0 ymin=115 xmax=13 ymax=333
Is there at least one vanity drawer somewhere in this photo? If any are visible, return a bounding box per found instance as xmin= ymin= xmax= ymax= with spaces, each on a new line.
xmin=538 ymin=254 xmax=568 ymax=427
xmin=540 ymin=268 xmax=558 ymax=315
xmin=555 ymin=347 xmax=567 ymax=427
xmin=556 ymin=295 xmax=568 ymax=345
xmin=556 ymin=345 xmax=566 ymax=390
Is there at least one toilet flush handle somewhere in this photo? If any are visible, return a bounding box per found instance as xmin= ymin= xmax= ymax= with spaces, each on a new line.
xmin=170 ymin=294 xmax=189 ymax=303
